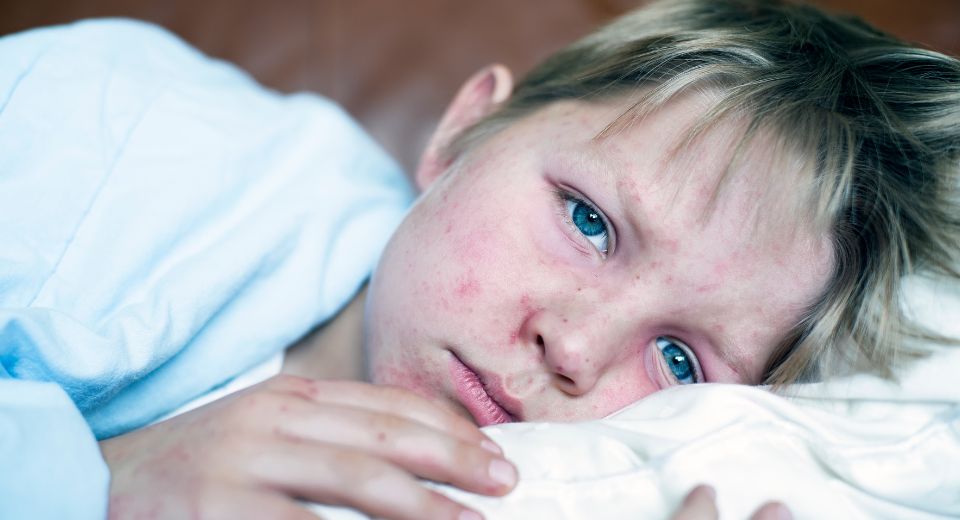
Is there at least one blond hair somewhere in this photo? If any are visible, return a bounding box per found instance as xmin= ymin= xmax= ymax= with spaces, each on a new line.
xmin=450 ymin=0 xmax=960 ymax=384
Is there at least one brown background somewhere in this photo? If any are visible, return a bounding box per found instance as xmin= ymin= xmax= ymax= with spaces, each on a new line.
xmin=2 ymin=0 xmax=958 ymax=173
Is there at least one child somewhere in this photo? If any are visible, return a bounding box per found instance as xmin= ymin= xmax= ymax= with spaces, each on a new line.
xmin=1 ymin=0 xmax=957 ymax=518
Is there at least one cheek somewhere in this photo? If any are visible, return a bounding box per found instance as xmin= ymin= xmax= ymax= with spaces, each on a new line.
xmin=451 ymin=227 xmax=495 ymax=266
xmin=583 ymin=377 xmax=656 ymax=419
xmin=371 ymin=363 xmax=433 ymax=399
xmin=441 ymin=204 xmax=529 ymax=303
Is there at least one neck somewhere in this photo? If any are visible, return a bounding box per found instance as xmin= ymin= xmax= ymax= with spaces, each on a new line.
xmin=281 ymin=284 xmax=368 ymax=381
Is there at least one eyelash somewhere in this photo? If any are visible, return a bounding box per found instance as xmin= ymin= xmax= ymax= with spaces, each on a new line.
xmin=552 ymin=187 xmax=615 ymax=257
xmin=655 ymin=336 xmax=703 ymax=385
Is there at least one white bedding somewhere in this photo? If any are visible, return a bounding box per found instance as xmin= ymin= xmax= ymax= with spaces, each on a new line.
xmin=310 ymin=274 xmax=960 ymax=519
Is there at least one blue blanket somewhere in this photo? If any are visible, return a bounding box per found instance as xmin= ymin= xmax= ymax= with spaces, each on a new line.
xmin=0 ymin=18 xmax=413 ymax=518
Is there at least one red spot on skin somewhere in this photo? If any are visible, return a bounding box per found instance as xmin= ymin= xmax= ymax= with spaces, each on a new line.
xmin=375 ymin=365 xmax=432 ymax=398
xmin=508 ymin=331 xmax=518 ymax=344
xmin=303 ymin=379 xmax=319 ymax=396
xmin=445 ymin=223 xmax=452 ymax=234
xmin=455 ymin=276 xmax=481 ymax=298
xmin=455 ymin=228 xmax=492 ymax=263
xmin=713 ymin=261 xmax=729 ymax=276
xmin=519 ymin=294 xmax=532 ymax=312
xmin=377 ymin=432 xmax=386 ymax=442
xmin=660 ymin=239 xmax=680 ymax=253
xmin=170 ymin=447 xmax=191 ymax=463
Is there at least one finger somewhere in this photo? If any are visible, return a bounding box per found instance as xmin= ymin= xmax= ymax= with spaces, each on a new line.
xmin=750 ymin=501 xmax=793 ymax=520
xmin=270 ymin=376 xmax=491 ymax=446
xmin=671 ymin=485 xmax=718 ymax=520
xmin=196 ymin=484 xmax=318 ymax=520
xmin=250 ymin=440 xmax=484 ymax=520
xmin=273 ymin=399 xmax=517 ymax=496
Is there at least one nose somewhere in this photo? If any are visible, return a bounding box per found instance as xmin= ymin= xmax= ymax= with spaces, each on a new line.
xmin=520 ymin=309 xmax=616 ymax=396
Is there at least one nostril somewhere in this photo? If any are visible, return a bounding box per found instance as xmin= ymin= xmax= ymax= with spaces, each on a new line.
xmin=536 ymin=335 xmax=544 ymax=347
xmin=556 ymin=373 xmax=575 ymax=387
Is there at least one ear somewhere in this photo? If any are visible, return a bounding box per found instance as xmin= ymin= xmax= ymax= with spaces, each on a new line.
xmin=415 ymin=64 xmax=513 ymax=191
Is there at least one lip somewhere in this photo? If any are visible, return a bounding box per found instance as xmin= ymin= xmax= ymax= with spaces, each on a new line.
xmin=448 ymin=351 xmax=519 ymax=426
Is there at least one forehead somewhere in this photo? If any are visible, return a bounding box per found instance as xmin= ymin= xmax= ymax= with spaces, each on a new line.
xmin=499 ymin=92 xmax=834 ymax=381
xmin=516 ymin=90 xmax=826 ymax=241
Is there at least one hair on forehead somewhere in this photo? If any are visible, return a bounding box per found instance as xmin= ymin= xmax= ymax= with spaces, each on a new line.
xmin=593 ymin=84 xmax=832 ymax=243
xmin=446 ymin=0 xmax=960 ymax=386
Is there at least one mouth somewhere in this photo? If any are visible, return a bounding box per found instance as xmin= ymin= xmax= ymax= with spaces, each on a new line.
xmin=448 ymin=350 xmax=518 ymax=426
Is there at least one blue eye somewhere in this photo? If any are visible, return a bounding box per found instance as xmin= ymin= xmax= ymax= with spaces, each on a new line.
xmin=563 ymin=196 xmax=609 ymax=254
xmin=656 ymin=337 xmax=700 ymax=385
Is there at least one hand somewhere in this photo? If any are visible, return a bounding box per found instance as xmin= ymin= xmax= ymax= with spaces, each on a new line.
xmin=671 ymin=485 xmax=793 ymax=520
xmin=99 ymin=375 xmax=516 ymax=520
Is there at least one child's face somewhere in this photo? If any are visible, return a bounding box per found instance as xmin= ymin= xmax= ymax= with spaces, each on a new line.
xmin=364 ymin=87 xmax=833 ymax=425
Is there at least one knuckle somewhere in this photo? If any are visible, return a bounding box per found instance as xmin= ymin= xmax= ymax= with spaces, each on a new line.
xmin=223 ymin=391 xmax=292 ymax=430
xmin=414 ymin=435 xmax=463 ymax=470
xmin=451 ymin=439 xmax=482 ymax=465
xmin=335 ymin=448 xmax=384 ymax=479
xmin=414 ymin=489 xmax=465 ymax=520
xmin=372 ymin=411 xmax=409 ymax=432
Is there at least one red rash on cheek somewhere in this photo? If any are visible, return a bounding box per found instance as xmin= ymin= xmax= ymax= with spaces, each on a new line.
xmin=454 ymin=228 xmax=493 ymax=264
xmin=376 ymin=365 xmax=432 ymax=399
xmin=696 ymin=282 xmax=721 ymax=293
xmin=660 ymin=238 xmax=680 ymax=253
xmin=454 ymin=271 xmax=481 ymax=299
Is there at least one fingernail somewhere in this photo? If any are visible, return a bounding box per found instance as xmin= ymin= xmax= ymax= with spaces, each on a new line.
xmin=481 ymin=440 xmax=502 ymax=455
xmin=772 ymin=503 xmax=793 ymax=520
xmin=685 ymin=484 xmax=715 ymax=504
xmin=703 ymin=485 xmax=716 ymax=501
xmin=488 ymin=459 xmax=517 ymax=488
xmin=459 ymin=510 xmax=483 ymax=520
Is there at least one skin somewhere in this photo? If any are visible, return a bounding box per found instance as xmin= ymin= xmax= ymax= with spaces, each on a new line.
xmin=364 ymin=68 xmax=834 ymax=424
xmin=99 ymin=65 xmax=824 ymax=519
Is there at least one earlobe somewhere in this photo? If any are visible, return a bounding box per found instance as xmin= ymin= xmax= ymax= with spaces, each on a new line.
xmin=414 ymin=64 xmax=514 ymax=192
